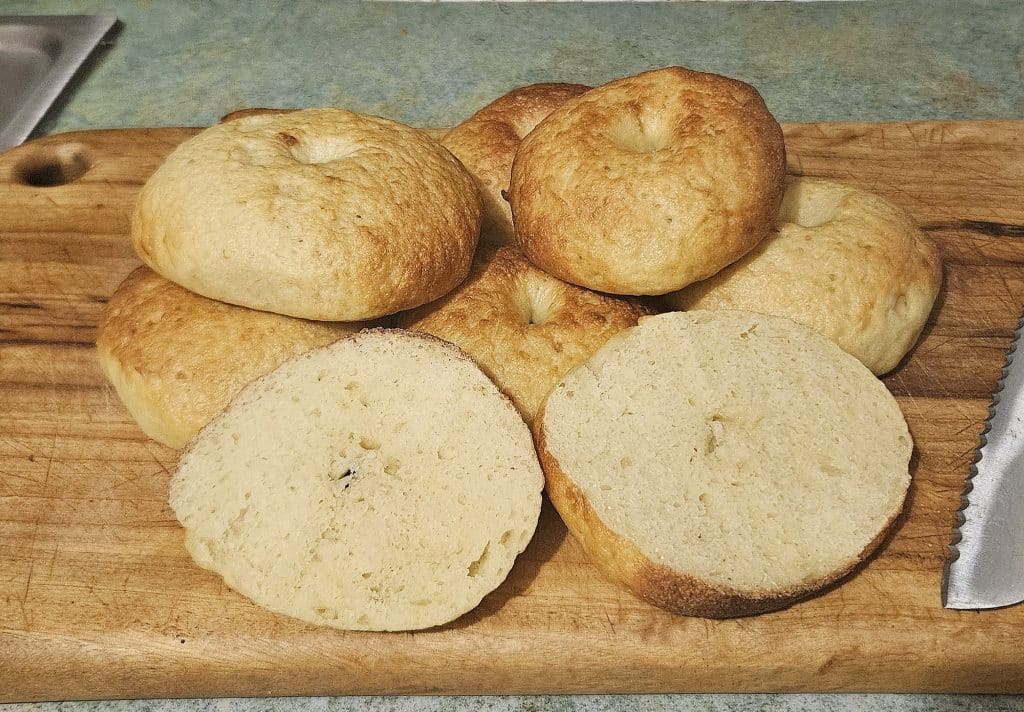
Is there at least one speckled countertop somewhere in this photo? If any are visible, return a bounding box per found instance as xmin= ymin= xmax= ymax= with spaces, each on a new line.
xmin=2 ymin=0 xmax=1023 ymax=710
xmin=4 ymin=0 xmax=1024 ymax=134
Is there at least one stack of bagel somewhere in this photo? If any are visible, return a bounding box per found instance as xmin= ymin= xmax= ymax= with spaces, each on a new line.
xmin=97 ymin=67 xmax=942 ymax=629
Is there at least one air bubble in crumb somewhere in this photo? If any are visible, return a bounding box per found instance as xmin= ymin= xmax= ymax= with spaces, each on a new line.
xmin=467 ymin=543 xmax=490 ymax=577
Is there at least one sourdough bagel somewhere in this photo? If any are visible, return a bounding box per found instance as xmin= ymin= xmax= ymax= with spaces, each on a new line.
xmin=397 ymin=245 xmax=648 ymax=423
xmin=442 ymin=83 xmax=590 ymax=245
xmin=96 ymin=267 xmax=368 ymax=448
xmin=665 ymin=178 xmax=942 ymax=374
xmin=170 ymin=329 xmax=544 ymax=631
xmin=509 ymin=67 xmax=786 ymax=295
xmin=132 ymin=108 xmax=482 ymax=321
xmin=537 ymin=310 xmax=912 ymax=618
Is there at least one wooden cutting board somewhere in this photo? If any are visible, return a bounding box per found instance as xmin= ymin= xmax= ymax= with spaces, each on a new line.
xmin=1 ymin=121 xmax=1023 ymax=702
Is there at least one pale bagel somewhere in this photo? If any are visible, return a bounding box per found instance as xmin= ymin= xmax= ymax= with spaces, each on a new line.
xmin=170 ymin=329 xmax=544 ymax=631
xmin=509 ymin=67 xmax=786 ymax=295
xmin=442 ymin=83 xmax=590 ymax=246
xmin=96 ymin=267 xmax=368 ymax=448
xmin=132 ymin=108 xmax=482 ymax=321
xmin=665 ymin=178 xmax=942 ymax=374
xmin=537 ymin=310 xmax=912 ymax=618
xmin=218 ymin=108 xmax=450 ymax=142
xmin=398 ymin=245 xmax=649 ymax=423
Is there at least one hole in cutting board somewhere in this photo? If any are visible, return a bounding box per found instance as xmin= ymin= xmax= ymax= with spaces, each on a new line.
xmin=15 ymin=143 xmax=92 ymax=186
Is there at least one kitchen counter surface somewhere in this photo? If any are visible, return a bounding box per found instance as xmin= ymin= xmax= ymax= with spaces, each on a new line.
xmin=1 ymin=0 xmax=1022 ymax=710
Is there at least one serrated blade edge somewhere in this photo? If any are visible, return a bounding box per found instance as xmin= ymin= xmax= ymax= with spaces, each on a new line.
xmin=943 ymin=310 xmax=1024 ymax=609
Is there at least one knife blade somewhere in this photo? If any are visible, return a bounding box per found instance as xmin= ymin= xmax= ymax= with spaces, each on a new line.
xmin=943 ymin=310 xmax=1024 ymax=609
xmin=0 ymin=15 xmax=116 ymax=151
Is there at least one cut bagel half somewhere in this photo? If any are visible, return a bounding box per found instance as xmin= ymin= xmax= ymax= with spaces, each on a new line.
xmin=170 ymin=329 xmax=544 ymax=631
xmin=536 ymin=310 xmax=912 ymax=618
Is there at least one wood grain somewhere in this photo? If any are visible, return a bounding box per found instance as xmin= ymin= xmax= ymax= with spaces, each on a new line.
xmin=1 ymin=122 xmax=1023 ymax=701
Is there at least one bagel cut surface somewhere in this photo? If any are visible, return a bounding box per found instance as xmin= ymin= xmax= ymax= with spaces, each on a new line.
xmin=398 ymin=245 xmax=648 ymax=423
xmin=132 ymin=108 xmax=482 ymax=321
xmin=537 ymin=310 xmax=912 ymax=618
xmin=170 ymin=329 xmax=544 ymax=631
xmin=509 ymin=67 xmax=786 ymax=295
xmin=666 ymin=178 xmax=943 ymax=374
xmin=442 ymin=83 xmax=590 ymax=246
xmin=96 ymin=267 xmax=367 ymax=448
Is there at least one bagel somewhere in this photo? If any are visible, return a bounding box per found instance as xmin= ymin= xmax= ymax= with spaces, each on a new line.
xmin=537 ymin=310 xmax=912 ymax=618
xmin=509 ymin=66 xmax=786 ymax=295
xmin=132 ymin=108 xmax=482 ymax=321
xmin=96 ymin=267 xmax=369 ymax=448
xmin=442 ymin=83 xmax=590 ymax=246
xmin=219 ymin=107 xmax=297 ymax=123
xmin=665 ymin=178 xmax=943 ymax=374
xmin=397 ymin=246 xmax=649 ymax=423
xmin=170 ymin=329 xmax=544 ymax=631
xmin=218 ymin=108 xmax=450 ymax=142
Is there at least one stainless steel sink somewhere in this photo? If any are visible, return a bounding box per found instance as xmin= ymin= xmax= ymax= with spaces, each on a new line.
xmin=0 ymin=15 xmax=115 ymax=151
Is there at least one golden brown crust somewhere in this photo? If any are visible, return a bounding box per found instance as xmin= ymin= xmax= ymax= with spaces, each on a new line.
xmin=397 ymin=245 xmax=649 ymax=423
xmin=96 ymin=267 xmax=369 ymax=448
xmin=665 ymin=178 xmax=943 ymax=374
xmin=442 ymin=83 xmax=590 ymax=246
xmin=509 ymin=66 xmax=786 ymax=295
xmin=535 ymin=400 xmax=904 ymax=619
xmin=132 ymin=108 xmax=482 ymax=321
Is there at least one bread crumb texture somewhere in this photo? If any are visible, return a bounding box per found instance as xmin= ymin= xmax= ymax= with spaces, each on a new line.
xmin=539 ymin=310 xmax=912 ymax=617
xmin=169 ymin=329 xmax=543 ymax=631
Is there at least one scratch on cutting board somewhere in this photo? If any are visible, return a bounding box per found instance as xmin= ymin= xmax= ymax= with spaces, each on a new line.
xmin=18 ymin=523 xmax=39 ymax=631
xmin=604 ymin=610 xmax=615 ymax=636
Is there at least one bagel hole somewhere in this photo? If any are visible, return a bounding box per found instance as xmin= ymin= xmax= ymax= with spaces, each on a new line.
xmin=286 ymin=136 xmax=359 ymax=165
xmin=778 ymin=181 xmax=846 ymax=228
xmin=513 ymin=280 xmax=557 ymax=326
xmin=15 ymin=144 xmax=92 ymax=186
xmin=608 ymin=114 xmax=669 ymax=154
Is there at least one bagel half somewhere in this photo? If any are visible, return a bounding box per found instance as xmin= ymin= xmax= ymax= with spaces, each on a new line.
xmin=536 ymin=310 xmax=912 ymax=618
xmin=170 ymin=329 xmax=544 ymax=631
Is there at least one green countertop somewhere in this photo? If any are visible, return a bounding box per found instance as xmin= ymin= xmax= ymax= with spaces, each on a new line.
xmin=4 ymin=0 xmax=1024 ymax=135
xmin=1 ymin=0 xmax=1023 ymax=710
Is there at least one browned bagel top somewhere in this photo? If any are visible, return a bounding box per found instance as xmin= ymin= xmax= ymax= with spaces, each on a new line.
xmin=509 ymin=67 xmax=786 ymax=295
xmin=398 ymin=245 xmax=649 ymax=422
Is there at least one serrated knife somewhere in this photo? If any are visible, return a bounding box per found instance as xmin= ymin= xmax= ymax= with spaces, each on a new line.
xmin=943 ymin=311 xmax=1024 ymax=609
